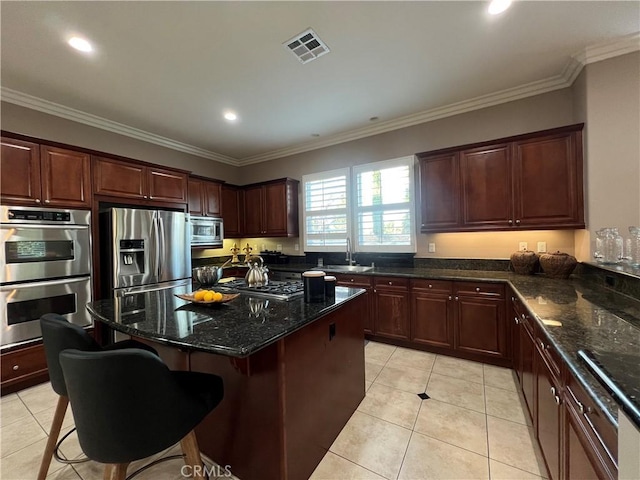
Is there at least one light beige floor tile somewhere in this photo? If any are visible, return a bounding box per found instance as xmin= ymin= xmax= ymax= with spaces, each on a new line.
xmin=374 ymin=364 xmax=430 ymax=394
xmin=484 ymin=364 xmax=518 ymax=392
xmin=487 ymin=416 xmax=546 ymax=477
xmin=398 ymin=431 xmax=489 ymax=480
xmin=364 ymin=342 xmax=396 ymax=365
xmin=310 ymin=452 xmax=386 ymax=480
xmin=17 ymin=382 xmax=58 ymax=414
xmin=1 ymin=393 xmax=19 ymax=405
xmin=490 ymin=459 xmax=545 ymax=479
xmin=432 ymin=355 xmax=484 ymax=384
xmin=426 ymin=373 xmax=486 ymax=413
xmin=1 ymin=412 xmax=47 ymax=458
xmin=0 ymin=435 xmax=65 ymax=479
xmin=485 ymin=385 xmax=530 ymax=425
xmin=134 ymin=457 xmax=191 ymax=480
xmin=0 ymin=396 xmax=31 ymax=428
xmin=413 ymin=398 xmax=488 ymax=455
xmin=34 ymin=402 xmax=75 ymax=434
xmin=330 ymin=411 xmax=411 ymax=480
xmin=365 ymin=361 xmax=383 ymax=383
xmin=357 ymin=383 xmax=422 ymax=429
xmin=365 ymin=380 xmax=372 ymax=392
xmin=46 ymin=465 xmax=82 ymax=479
xmin=386 ymin=346 xmax=436 ymax=372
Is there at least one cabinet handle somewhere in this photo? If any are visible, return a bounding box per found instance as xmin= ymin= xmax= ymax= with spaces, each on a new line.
xmin=521 ymin=313 xmax=526 ymax=320
xmin=550 ymin=386 xmax=556 ymax=396
xmin=514 ymin=317 xmax=519 ymax=324
xmin=516 ymin=219 xmax=521 ymax=225
xmin=508 ymin=219 xmax=513 ymax=225
xmin=577 ymin=401 xmax=592 ymax=415
xmin=554 ymin=395 xmax=561 ymax=406
xmin=12 ymin=365 xmax=18 ymax=371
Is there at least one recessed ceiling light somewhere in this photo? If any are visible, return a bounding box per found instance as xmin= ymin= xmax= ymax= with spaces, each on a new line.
xmin=369 ymin=116 xmax=379 ymax=121
xmin=68 ymin=36 xmax=93 ymax=53
xmin=223 ymin=111 xmax=238 ymax=121
xmin=488 ymin=0 xmax=511 ymax=15
xmin=311 ymin=133 xmax=320 ymax=137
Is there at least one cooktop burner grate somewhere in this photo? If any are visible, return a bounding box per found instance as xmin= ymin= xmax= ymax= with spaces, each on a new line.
xmin=217 ymin=279 xmax=304 ymax=301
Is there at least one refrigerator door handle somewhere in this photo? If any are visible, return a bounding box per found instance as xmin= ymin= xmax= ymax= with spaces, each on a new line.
xmin=158 ymin=215 xmax=165 ymax=279
xmin=153 ymin=213 xmax=161 ymax=279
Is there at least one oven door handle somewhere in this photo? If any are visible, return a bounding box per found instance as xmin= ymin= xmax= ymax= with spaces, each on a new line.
xmin=4 ymin=224 xmax=89 ymax=230
xmin=0 ymin=276 xmax=89 ymax=291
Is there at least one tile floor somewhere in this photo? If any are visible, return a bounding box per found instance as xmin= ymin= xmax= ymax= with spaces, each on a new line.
xmin=1 ymin=341 xmax=548 ymax=480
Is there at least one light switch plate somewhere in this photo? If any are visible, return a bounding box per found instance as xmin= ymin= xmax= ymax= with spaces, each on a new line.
xmin=519 ymin=242 xmax=528 ymax=251
xmin=428 ymin=243 xmax=436 ymax=253
xmin=537 ymin=241 xmax=547 ymax=253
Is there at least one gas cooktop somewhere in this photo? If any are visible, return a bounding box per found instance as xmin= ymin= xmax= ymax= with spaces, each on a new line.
xmin=217 ymin=279 xmax=304 ymax=301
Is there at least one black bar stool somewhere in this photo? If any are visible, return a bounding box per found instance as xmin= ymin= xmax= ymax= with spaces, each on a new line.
xmin=37 ymin=313 xmax=159 ymax=480
xmin=59 ymin=348 xmax=224 ymax=480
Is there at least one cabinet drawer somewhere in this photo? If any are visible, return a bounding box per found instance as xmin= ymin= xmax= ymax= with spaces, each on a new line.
xmin=456 ymin=282 xmax=504 ymax=298
xmin=1 ymin=344 xmax=48 ymax=384
xmin=411 ymin=279 xmax=453 ymax=294
xmin=535 ymin=327 xmax=562 ymax=378
xmin=334 ymin=274 xmax=372 ymax=288
xmin=564 ymin=372 xmax=617 ymax=469
xmin=374 ymin=276 xmax=409 ymax=289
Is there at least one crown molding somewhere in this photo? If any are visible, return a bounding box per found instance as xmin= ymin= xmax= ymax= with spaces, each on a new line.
xmin=2 ymin=33 xmax=638 ymax=167
xmin=0 ymin=87 xmax=240 ymax=166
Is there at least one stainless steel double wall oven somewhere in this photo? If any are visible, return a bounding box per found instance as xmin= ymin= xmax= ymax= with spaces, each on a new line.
xmin=1 ymin=206 xmax=92 ymax=348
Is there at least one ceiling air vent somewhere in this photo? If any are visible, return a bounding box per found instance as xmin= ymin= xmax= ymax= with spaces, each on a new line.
xmin=283 ymin=28 xmax=330 ymax=64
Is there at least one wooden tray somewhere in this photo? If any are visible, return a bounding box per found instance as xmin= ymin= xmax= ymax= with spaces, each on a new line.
xmin=175 ymin=292 xmax=240 ymax=305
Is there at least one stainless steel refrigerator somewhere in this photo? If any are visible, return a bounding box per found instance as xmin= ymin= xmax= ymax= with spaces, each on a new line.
xmin=100 ymin=207 xmax=191 ymax=297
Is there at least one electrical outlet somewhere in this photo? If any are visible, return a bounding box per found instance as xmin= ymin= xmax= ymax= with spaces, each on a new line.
xmin=537 ymin=241 xmax=547 ymax=253
xmin=294 ymin=243 xmax=299 ymax=251
xmin=519 ymin=242 xmax=528 ymax=251
xmin=276 ymin=244 xmax=282 ymax=252
xmin=428 ymin=243 xmax=436 ymax=253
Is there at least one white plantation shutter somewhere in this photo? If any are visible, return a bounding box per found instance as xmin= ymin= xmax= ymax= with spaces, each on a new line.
xmin=353 ymin=157 xmax=416 ymax=253
xmin=302 ymin=168 xmax=350 ymax=251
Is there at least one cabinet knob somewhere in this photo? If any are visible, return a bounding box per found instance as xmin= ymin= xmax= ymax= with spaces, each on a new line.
xmin=577 ymin=401 xmax=592 ymax=415
xmin=521 ymin=313 xmax=526 ymax=320
xmin=455 ymin=296 xmax=459 ymax=301
xmin=514 ymin=317 xmax=519 ymax=324
xmin=35 ymin=198 xmax=41 ymax=203
xmin=508 ymin=219 xmax=513 ymax=225
xmin=144 ymin=195 xmax=148 ymax=199
xmin=12 ymin=365 xmax=18 ymax=371
xmin=44 ymin=199 xmax=50 ymax=204
xmin=149 ymin=196 xmax=153 ymax=200
xmin=350 ymin=279 xmax=354 ymax=282
xmin=448 ymin=295 xmax=452 ymax=301
xmin=554 ymin=395 xmax=561 ymax=406
xmin=550 ymin=386 xmax=556 ymax=396
xmin=428 ymin=284 xmax=433 ymax=288
xmin=516 ymin=219 xmax=521 ymax=225
xmin=388 ymin=281 xmax=393 ymax=285
xmin=475 ymin=287 xmax=480 ymax=292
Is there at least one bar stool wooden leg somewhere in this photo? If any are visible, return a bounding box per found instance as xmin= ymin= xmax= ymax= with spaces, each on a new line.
xmin=180 ymin=430 xmax=205 ymax=479
xmin=37 ymin=395 xmax=69 ymax=480
xmin=103 ymin=462 xmax=129 ymax=480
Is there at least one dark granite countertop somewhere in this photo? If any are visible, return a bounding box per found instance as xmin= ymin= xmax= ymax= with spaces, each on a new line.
xmin=262 ymin=264 xmax=640 ymax=429
xmin=87 ymin=286 xmax=365 ymax=358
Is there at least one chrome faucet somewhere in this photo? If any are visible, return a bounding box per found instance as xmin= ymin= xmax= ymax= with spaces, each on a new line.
xmin=346 ymin=237 xmax=356 ymax=265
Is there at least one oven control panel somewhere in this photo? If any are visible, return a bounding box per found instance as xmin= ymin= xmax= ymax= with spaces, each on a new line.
xmin=8 ymin=209 xmax=71 ymax=222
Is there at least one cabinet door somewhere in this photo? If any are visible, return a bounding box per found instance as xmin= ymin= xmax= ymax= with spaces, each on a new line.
xmin=564 ymin=406 xmax=604 ymax=480
xmin=243 ymin=185 xmax=264 ymax=236
xmin=263 ymin=182 xmax=288 ymax=235
xmin=93 ymin=156 xmax=146 ymax=199
xmin=510 ymin=296 xmax=522 ymax=380
xmin=1 ymin=343 xmax=49 ymax=394
xmin=188 ymin=178 xmax=205 ymax=215
xmin=222 ymin=184 xmax=242 ymax=237
xmin=40 ymin=146 xmax=91 ymax=208
xmin=0 ymin=137 xmax=41 ymax=205
xmin=454 ymin=295 xmax=507 ymax=359
xmin=203 ymin=181 xmax=222 ymax=217
xmin=147 ymin=167 xmax=187 ymax=203
xmin=460 ymin=144 xmax=512 ymax=229
xmin=411 ymin=291 xmax=453 ymax=348
xmin=513 ymin=131 xmax=584 ymax=228
xmin=520 ymin=324 xmax=535 ymax=422
xmin=374 ymin=278 xmax=410 ymax=340
xmin=536 ymin=350 xmax=562 ymax=480
xmin=419 ymin=153 xmax=460 ymax=231
xmin=335 ymin=275 xmax=373 ymax=334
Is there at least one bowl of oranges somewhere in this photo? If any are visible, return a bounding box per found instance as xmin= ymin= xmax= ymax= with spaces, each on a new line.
xmin=175 ymin=289 xmax=239 ymax=305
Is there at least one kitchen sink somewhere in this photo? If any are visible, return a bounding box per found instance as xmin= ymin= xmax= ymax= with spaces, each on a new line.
xmin=319 ymin=265 xmax=374 ymax=273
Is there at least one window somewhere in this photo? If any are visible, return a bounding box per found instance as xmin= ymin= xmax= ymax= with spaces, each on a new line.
xmin=302 ymin=157 xmax=416 ymax=253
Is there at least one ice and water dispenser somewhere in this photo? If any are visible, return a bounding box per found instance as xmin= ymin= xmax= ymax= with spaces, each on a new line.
xmin=118 ymin=239 xmax=145 ymax=275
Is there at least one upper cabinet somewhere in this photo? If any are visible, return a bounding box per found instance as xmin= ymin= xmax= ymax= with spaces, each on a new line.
xmin=418 ymin=124 xmax=584 ymax=232
xmin=243 ymin=178 xmax=299 ymax=237
xmin=188 ymin=176 xmax=222 ymax=217
xmin=221 ymin=184 xmax=243 ymax=238
xmin=1 ymin=137 xmax=91 ymax=208
xmin=93 ymin=156 xmax=188 ymax=204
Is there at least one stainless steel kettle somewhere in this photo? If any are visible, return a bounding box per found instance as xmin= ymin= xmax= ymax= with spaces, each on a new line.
xmin=245 ymin=256 xmax=269 ymax=287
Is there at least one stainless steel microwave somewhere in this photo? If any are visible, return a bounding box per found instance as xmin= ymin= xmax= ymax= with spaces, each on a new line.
xmin=190 ymin=216 xmax=224 ymax=247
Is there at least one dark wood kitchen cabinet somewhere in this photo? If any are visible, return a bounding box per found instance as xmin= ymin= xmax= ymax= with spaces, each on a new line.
xmin=188 ymin=176 xmax=222 ymax=217
xmin=93 ymin=156 xmax=188 ymax=204
xmin=1 ymin=343 xmax=49 ymax=395
xmin=243 ymin=178 xmax=299 ymax=237
xmin=418 ymin=124 xmax=584 ymax=232
xmin=1 ymin=137 xmax=91 ymax=208
xmin=221 ymin=184 xmax=243 ymax=237
xmin=373 ymin=276 xmax=410 ymax=340
xmin=334 ymin=274 xmax=373 ymax=334
xmin=453 ymin=282 xmax=508 ymax=361
xmin=410 ymin=279 xmax=454 ymax=349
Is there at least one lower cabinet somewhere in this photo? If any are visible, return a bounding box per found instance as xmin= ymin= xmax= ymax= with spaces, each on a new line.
xmin=1 ymin=343 xmax=49 ymax=395
xmin=334 ymin=274 xmax=373 ymax=334
xmin=410 ymin=279 xmax=454 ymax=348
xmin=373 ymin=277 xmax=410 ymax=340
xmin=535 ymin=344 xmax=562 ymax=480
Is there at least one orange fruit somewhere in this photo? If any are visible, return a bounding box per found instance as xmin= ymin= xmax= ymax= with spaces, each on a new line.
xmin=213 ymin=292 xmax=223 ymax=302
xmin=203 ymin=291 xmax=215 ymax=302
xmin=193 ymin=290 xmax=207 ymax=301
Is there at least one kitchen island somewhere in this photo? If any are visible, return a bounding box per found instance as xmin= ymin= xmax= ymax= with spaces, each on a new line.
xmin=87 ymin=286 xmax=367 ymax=480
